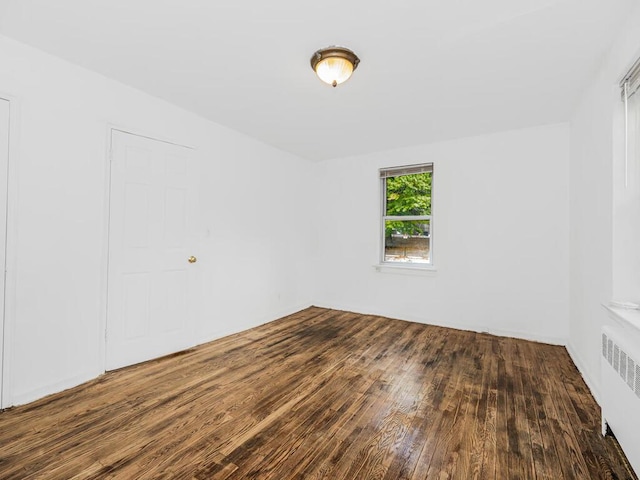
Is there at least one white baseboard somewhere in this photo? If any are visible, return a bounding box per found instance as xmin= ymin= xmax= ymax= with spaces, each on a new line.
xmin=197 ymin=301 xmax=314 ymax=347
xmin=8 ymin=304 xmax=583 ymax=410
xmin=9 ymin=369 xmax=100 ymax=408
xmin=313 ymin=302 xmax=567 ymax=346
xmin=8 ymin=302 xmax=314 ymax=409
xmin=566 ymin=342 xmax=601 ymax=406
xmin=479 ymin=325 xmax=566 ymax=346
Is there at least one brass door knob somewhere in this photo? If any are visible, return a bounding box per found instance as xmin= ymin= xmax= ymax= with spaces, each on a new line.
xmin=188 ymin=256 xmax=197 ymax=264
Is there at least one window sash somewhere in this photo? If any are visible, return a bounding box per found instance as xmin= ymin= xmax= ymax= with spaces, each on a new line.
xmin=383 ymin=215 xmax=431 ymax=221
xmin=380 ymin=215 xmax=433 ymax=268
xmin=381 ymin=165 xmax=433 ymax=217
xmin=622 ymin=57 xmax=640 ymax=187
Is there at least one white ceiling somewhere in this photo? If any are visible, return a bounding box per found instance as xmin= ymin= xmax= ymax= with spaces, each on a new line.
xmin=0 ymin=0 xmax=634 ymax=161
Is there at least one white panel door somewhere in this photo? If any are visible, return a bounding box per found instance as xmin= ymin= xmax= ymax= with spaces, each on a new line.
xmin=106 ymin=130 xmax=199 ymax=371
xmin=0 ymin=99 xmax=8 ymax=405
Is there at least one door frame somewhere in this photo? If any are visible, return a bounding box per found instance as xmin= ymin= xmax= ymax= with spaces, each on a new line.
xmin=100 ymin=125 xmax=195 ymax=373
xmin=0 ymin=94 xmax=21 ymax=409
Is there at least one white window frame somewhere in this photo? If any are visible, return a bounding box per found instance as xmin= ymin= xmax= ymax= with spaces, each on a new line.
xmin=621 ymin=56 xmax=640 ymax=187
xmin=380 ymin=163 xmax=433 ymax=268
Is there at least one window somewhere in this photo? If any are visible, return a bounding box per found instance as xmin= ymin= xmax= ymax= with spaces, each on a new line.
xmin=615 ymin=57 xmax=640 ymax=299
xmin=622 ymin=57 xmax=640 ymax=187
xmin=380 ymin=163 xmax=433 ymax=266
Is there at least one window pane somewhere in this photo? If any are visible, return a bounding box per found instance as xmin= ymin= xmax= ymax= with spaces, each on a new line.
xmin=385 ymin=172 xmax=432 ymax=216
xmin=630 ymin=89 xmax=640 ymax=169
xmin=384 ymin=219 xmax=430 ymax=263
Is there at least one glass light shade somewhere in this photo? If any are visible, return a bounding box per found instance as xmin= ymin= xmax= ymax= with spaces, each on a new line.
xmin=315 ymin=57 xmax=354 ymax=87
xmin=311 ymin=46 xmax=359 ymax=87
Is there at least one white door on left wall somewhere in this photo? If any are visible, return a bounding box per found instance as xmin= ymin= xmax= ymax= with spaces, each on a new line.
xmin=106 ymin=130 xmax=200 ymax=371
xmin=0 ymin=99 xmax=10 ymax=408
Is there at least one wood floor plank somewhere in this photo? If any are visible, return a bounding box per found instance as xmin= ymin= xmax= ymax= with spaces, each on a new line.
xmin=518 ymin=342 xmax=559 ymax=480
xmin=0 ymin=307 xmax=635 ymax=479
xmin=422 ymin=332 xmax=476 ymax=478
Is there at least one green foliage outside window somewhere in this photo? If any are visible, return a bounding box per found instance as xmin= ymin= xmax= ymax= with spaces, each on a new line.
xmin=385 ymin=172 xmax=432 ymax=238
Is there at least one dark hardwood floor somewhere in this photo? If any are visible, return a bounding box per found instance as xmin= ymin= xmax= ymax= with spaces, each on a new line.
xmin=0 ymin=307 xmax=635 ymax=479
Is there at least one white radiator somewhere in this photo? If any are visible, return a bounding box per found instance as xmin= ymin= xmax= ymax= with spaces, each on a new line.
xmin=601 ymin=325 xmax=640 ymax=476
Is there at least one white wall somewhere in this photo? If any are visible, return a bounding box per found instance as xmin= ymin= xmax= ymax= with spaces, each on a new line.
xmin=0 ymin=35 xmax=313 ymax=406
xmin=313 ymin=124 xmax=571 ymax=344
xmin=568 ymin=5 xmax=640 ymax=401
xmin=4 ymin=5 xmax=637 ymax=410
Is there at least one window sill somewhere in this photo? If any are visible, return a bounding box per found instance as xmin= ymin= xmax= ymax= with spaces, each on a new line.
xmin=603 ymin=303 xmax=640 ymax=342
xmin=373 ymin=263 xmax=438 ymax=276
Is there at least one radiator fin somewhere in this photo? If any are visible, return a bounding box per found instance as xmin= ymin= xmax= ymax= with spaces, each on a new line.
xmin=621 ymin=351 xmax=628 ymax=380
xmin=602 ymin=332 xmax=640 ymax=400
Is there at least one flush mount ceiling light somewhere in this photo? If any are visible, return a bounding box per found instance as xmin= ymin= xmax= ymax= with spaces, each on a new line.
xmin=310 ymin=46 xmax=360 ymax=87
